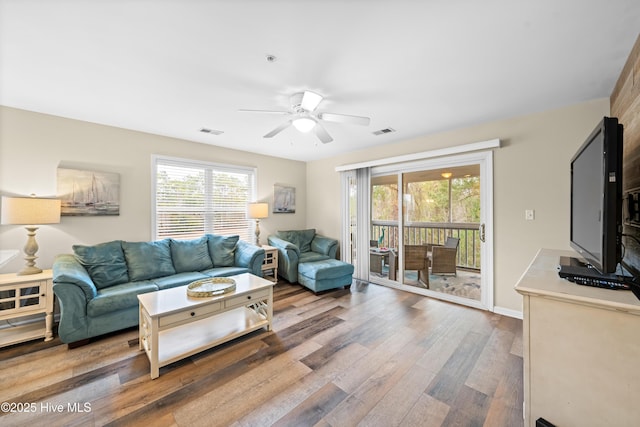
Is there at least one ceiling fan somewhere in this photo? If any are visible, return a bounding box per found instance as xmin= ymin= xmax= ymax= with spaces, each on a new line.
xmin=239 ymin=91 xmax=370 ymax=144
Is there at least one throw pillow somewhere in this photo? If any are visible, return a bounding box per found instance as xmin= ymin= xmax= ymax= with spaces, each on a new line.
xmin=207 ymin=234 xmax=239 ymax=267
xmin=73 ymin=240 xmax=129 ymax=289
xmin=277 ymin=229 xmax=316 ymax=252
xmin=170 ymin=236 xmax=213 ymax=272
xmin=122 ymin=239 xmax=176 ymax=281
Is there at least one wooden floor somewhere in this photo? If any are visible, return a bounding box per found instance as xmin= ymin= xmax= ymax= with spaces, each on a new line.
xmin=0 ymin=280 xmax=523 ymax=427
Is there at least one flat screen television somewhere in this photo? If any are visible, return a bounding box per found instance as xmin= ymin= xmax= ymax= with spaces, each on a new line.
xmin=570 ymin=116 xmax=623 ymax=274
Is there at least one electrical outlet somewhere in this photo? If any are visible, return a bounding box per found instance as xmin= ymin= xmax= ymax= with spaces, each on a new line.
xmin=525 ymin=209 xmax=535 ymax=221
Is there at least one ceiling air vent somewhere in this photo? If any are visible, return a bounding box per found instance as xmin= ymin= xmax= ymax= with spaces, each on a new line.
xmin=199 ymin=128 xmax=224 ymax=135
xmin=372 ymin=127 xmax=395 ymax=136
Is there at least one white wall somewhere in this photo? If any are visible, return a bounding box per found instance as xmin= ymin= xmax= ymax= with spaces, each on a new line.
xmin=0 ymin=106 xmax=307 ymax=274
xmin=306 ymin=98 xmax=610 ymax=314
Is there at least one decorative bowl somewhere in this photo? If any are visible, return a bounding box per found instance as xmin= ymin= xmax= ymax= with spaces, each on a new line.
xmin=186 ymin=277 xmax=236 ymax=298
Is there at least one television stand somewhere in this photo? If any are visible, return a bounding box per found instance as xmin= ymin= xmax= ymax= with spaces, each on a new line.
xmin=557 ymin=256 xmax=633 ymax=290
xmin=516 ymin=249 xmax=640 ymax=426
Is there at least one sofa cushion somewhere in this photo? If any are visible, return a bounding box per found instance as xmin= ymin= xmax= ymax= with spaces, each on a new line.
xmin=153 ymin=272 xmax=209 ymax=290
xmin=202 ymin=266 xmax=250 ymax=277
xmin=87 ymin=281 xmax=158 ymax=317
xmin=122 ymin=240 xmax=176 ymax=281
xmin=72 ymin=240 xmax=129 ymax=289
xmin=207 ymin=234 xmax=239 ymax=267
xmin=170 ymin=236 xmax=213 ymax=273
xmin=277 ymin=229 xmax=316 ymax=253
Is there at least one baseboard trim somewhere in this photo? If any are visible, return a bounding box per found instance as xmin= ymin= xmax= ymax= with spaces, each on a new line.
xmin=493 ymin=306 xmax=523 ymax=319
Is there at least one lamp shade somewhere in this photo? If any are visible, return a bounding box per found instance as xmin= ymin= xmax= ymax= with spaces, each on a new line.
xmin=1 ymin=196 xmax=61 ymax=225
xmin=247 ymin=202 xmax=269 ymax=219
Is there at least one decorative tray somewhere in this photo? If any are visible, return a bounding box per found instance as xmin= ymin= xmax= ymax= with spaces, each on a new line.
xmin=186 ymin=277 xmax=236 ymax=298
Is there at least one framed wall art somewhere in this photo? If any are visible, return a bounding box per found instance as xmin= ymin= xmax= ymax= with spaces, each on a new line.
xmin=57 ymin=168 xmax=120 ymax=216
xmin=273 ymin=184 xmax=295 ymax=213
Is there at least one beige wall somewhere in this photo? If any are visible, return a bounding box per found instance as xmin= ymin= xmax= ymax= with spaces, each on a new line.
xmin=0 ymin=106 xmax=307 ymax=274
xmin=0 ymin=100 xmax=611 ymax=314
xmin=306 ymin=98 xmax=610 ymax=313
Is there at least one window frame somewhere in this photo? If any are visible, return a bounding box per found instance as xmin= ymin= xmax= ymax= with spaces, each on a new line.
xmin=151 ymin=154 xmax=257 ymax=241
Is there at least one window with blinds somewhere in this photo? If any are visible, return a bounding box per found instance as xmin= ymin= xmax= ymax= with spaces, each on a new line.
xmin=152 ymin=156 xmax=256 ymax=241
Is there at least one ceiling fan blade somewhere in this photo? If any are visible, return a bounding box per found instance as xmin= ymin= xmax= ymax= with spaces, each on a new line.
xmin=264 ymin=120 xmax=292 ymax=138
xmin=300 ymin=91 xmax=323 ymax=112
xmin=238 ymin=109 xmax=289 ymax=115
xmin=314 ymin=122 xmax=333 ymax=144
xmin=318 ymin=112 xmax=370 ymax=126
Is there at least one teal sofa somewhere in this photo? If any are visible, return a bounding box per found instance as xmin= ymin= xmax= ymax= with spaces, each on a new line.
xmin=267 ymin=229 xmax=353 ymax=292
xmin=52 ymin=234 xmax=264 ymax=345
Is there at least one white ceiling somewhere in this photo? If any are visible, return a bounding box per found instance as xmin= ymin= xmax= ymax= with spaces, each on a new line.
xmin=1 ymin=1 xmax=639 ymax=162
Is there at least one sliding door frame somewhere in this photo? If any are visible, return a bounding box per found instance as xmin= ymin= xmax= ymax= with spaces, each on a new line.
xmin=365 ymin=150 xmax=494 ymax=311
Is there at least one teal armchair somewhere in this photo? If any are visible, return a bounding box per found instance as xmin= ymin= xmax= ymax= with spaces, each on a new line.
xmin=267 ymin=229 xmax=338 ymax=282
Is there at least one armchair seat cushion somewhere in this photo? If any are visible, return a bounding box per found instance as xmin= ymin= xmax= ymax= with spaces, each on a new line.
xmin=299 ymin=252 xmax=330 ymax=263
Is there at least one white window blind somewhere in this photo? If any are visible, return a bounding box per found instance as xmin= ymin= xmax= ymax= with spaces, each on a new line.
xmin=152 ymin=156 xmax=256 ymax=241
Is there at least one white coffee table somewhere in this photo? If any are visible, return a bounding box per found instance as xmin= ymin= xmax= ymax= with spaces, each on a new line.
xmin=137 ymin=273 xmax=274 ymax=379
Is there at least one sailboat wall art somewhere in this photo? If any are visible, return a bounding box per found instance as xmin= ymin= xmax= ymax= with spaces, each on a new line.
xmin=57 ymin=168 xmax=120 ymax=216
xmin=273 ymin=184 xmax=295 ymax=213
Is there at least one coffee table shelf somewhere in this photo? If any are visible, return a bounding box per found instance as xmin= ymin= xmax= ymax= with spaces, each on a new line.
xmin=138 ymin=273 xmax=274 ymax=379
xmin=154 ymin=307 xmax=268 ymax=367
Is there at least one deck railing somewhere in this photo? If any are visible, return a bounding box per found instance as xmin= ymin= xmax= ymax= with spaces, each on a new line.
xmin=371 ymin=220 xmax=481 ymax=270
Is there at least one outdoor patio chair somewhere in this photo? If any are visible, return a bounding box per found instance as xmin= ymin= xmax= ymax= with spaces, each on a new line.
xmin=429 ymin=237 xmax=459 ymax=275
xmin=369 ymin=240 xmax=383 ymax=274
xmin=388 ymin=245 xmax=429 ymax=287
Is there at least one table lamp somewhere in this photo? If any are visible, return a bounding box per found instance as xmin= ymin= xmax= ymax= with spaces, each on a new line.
xmin=1 ymin=195 xmax=61 ymax=275
xmin=247 ymin=202 xmax=269 ymax=246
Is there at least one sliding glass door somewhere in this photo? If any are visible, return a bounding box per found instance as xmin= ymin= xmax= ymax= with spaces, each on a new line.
xmin=366 ymin=151 xmax=493 ymax=310
xmin=400 ymin=166 xmax=482 ymax=301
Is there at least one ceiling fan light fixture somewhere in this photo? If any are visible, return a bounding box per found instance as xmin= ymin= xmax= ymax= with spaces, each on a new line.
xmin=292 ymin=117 xmax=316 ymax=133
xmin=300 ymin=91 xmax=323 ymax=111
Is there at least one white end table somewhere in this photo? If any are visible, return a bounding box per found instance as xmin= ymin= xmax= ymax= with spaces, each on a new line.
xmin=0 ymin=269 xmax=54 ymax=347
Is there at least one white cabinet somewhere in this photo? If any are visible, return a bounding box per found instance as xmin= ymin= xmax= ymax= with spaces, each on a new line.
xmin=0 ymin=270 xmax=54 ymax=347
xmin=515 ymin=249 xmax=640 ymax=427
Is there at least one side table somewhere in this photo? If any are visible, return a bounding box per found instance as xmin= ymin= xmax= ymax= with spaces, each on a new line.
xmin=0 ymin=269 xmax=54 ymax=347
xmin=261 ymin=245 xmax=278 ymax=283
